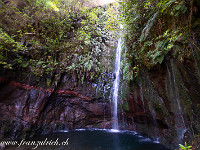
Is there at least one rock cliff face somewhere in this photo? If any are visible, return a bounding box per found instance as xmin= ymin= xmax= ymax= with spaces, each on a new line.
xmin=120 ymin=56 xmax=200 ymax=148
xmin=0 ymin=71 xmax=112 ymax=140
xmin=1 ymin=54 xmax=200 ymax=149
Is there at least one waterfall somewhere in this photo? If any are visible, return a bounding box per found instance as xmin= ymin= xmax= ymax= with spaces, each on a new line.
xmin=166 ymin=60 xmax=186 ymax=143
xmin=139 ymin=79 xmax=148 ymax=133
xmin=112 ymin=38 xmax=122 ymax=130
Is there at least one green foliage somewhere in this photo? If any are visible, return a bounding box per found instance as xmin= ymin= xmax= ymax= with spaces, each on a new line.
xmin=146 ymin=30 xmax=182 ymax=64
xmin=0 ymin=0 xmax=118 ymax=84
xmin=122 ymin=99 xmax=129 ymax=111
xmin=35 ymin=0 xmax=60 ymax=11
xmin=140 ymin=11 xmax=158 ymax=42
xmin=105 ymin=3 xmax=120 ymax=34
xmin=121 ymin=39 xmax=134 ymax=81
xmin=179 ymin=142 xmax=192 ymax=150
xmin=0 ymin=28 xmax=24 ymax=52
xmin=119 ymin=0 xmax=193 ymax=79
xmin=0 ymin=28 xmax=26 ymax=69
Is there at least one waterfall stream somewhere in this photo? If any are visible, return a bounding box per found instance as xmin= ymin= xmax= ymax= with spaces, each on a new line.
xmin=112 ymin=38 xmax=122 ymax=130
xmin=167 ymin=60 xmax=186 ymax=143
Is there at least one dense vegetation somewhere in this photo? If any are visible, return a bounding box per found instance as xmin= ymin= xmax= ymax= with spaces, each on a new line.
xmin=0 ymin=0 xmax=119 ymax=86
xmin=2 ymin=0 xmax=198 ymax=83
xmin=119 ymin=0 xmax=200 ymax=79
xmin=1 ymin=1 xmax=200 ymax=148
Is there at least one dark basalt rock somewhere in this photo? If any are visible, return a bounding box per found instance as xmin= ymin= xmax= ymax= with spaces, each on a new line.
xmin=1 ymin=52 xmax=200 ymax=149
xmin=120 ymin=55 xmax=200 ymax=149
xmin=0 ymin=74 xmax=112 ymax=140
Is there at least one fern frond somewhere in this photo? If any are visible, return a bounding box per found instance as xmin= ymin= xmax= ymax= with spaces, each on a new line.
xmin=140 ymin=11 xmax=158 ymax=42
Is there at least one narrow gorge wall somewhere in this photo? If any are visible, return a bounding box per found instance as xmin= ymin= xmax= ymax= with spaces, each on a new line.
xmin=1 ymin=1 xmax=200 ymax=149
xmin=1 ymin=51 xmax=200 ymax=149
xmin=0 ymin=0 xmax=118 ymax=142
xmin=120 ymin=55 xmax=200 ymax=149
xmin=0 ymin=70 xmax=114 ymax=140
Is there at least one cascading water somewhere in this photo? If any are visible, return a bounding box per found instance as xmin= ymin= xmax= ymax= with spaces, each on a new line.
xmin=139 ymin=80 xmax=148 ymax=133
xmin=166 ymin=60 xmax=186 ymax=143
xmin=112 ymin=38 xmax=122 ymax=130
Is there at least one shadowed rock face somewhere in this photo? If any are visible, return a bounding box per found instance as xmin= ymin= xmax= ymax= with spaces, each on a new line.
xmin=120 ymin=56 xmax=200 ymax=148
xmin=0 ymin=74 xmax=112 ymax=140
xmin=1 ymin=56 xmax=200 ymax=149
xmin=1 ymin=53 xmax=200 ymax=149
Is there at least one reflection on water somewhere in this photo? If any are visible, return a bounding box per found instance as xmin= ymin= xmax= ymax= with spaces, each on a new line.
xmin=6 ymin=129 xmax=170 ymax=150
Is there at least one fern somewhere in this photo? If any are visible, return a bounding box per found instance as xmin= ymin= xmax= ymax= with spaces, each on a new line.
xmin=140 ymin=11 xmax=158 ymax=42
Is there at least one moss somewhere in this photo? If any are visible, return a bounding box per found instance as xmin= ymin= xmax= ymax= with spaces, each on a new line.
xmin=122 ymin=100 xmax=129 ymax=111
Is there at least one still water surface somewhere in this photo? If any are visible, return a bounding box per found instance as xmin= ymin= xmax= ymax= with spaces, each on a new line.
xmin=8 ymin=129 xmax=170 ymax=150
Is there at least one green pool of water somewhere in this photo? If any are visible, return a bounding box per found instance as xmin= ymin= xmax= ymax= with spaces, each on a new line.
xmin=7 ymin=129 xmax=170 ymax=150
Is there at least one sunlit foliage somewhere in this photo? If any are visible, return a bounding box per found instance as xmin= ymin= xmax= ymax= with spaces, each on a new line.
xmin=0 ymin=0 xmax=119 ymax=85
